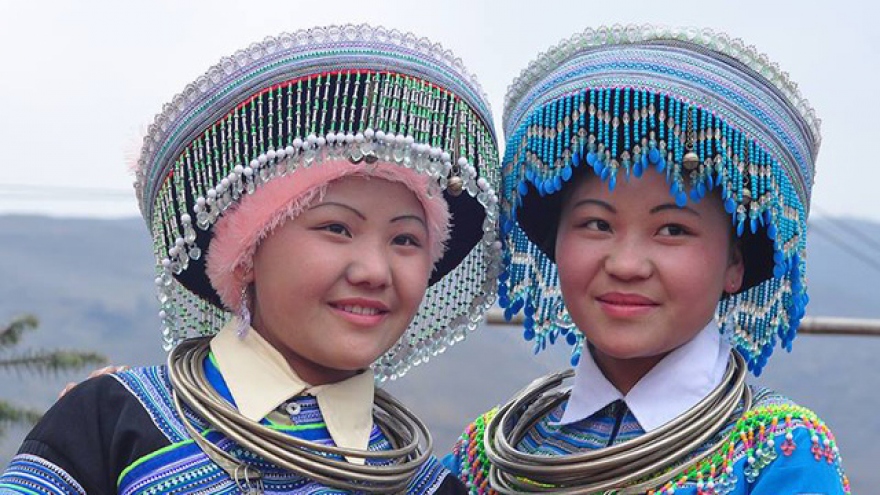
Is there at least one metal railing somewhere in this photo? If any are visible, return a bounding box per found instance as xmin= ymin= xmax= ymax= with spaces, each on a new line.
xmin=484 ymin=310 xmax=880 ymax=337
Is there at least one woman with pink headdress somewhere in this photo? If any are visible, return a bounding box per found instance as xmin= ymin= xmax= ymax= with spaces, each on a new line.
xmin=0 ymin=25 xmax=500 ymax=494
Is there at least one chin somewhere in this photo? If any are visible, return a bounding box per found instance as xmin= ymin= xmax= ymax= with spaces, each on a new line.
xmin=592 ymin=340 xmax=657 ymax=361
xmin=330 ymin=354 xmax=383 ymax=372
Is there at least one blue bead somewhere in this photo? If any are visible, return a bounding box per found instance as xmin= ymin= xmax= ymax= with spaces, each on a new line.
xmin=633 ymin=161 xmax=644 ymax=178
xmin=517 ymin=181 xmax=529 ymax=196
xmin=562 ymin=166 xmax=573 ymax=181
xmin=656 ymin=156 xmax=666 ymax=173
xmin=498 ymin=295 xmax=509 ymax=307
xmin=675 ymin=191 xmax=687 ymax=207
xmin=648 ymin=147 xmax=660 ymax=163
xmin=724 ymin=198 xmax=736 ymax=214
xmin=753 ymin=362 xmax=764 ymax=377
xmin=609 ymin=173 xmax=617 ymax=191
xmin=571 ymin=152 xmax=580 ymax=167
xmin=696 ymin=182 xmax=706 ymax=197
xmin=549 ymin=332 xmax=557 ymax=345
xmin=600 ymin=166 xmax=611 ymax=181
xmin=736 ymin=220 xmax=745 ymax=237
xmin=524 ymin=304 xmax=535 ymax=317
xmin=511 ymin=299 xmax=524 ymax=313
xmin=523 ymin=328 xmax=535 ymax=341
xmin=566 ymin=332 xmax=578 ymax=346
xmin=554 ymin=176 xmax=563 ymax=191
xmin=570 ymin=352 xmax=581 ymax=367
xmin=773 ymin=250 xmax=784 ymax=263
xmin=750 ymin=217 xmax=758 ymax=234
xmin=773 ymin=264 xmax=785 ymax=279
xmin=586 ymin=151 xmax=598 ymax=166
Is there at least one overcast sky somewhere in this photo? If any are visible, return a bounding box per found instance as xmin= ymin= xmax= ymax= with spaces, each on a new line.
xmin=1 ymin=0 xmax=878 ymax=224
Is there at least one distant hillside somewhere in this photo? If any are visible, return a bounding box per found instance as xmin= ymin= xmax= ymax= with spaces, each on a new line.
xmin=1 ymin=214 xmax=878 ymax=491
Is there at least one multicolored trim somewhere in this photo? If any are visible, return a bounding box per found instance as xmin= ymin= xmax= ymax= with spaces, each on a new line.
xmin=134 ymin=24 xmax=501 ymax=381
xmin=498 ymin=25 xmax=820 ymax=374
xmin=113 ymin=366 xmax=191 ymax=443
xmin=647 ymin=403 xmax=849 ymax=494
xmin=0 ymin=454 xmax=86 ymax=495
xmin=453 ymin=408 xmax=498 ymax=494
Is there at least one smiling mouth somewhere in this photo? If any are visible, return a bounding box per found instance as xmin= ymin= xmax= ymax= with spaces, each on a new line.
xmin=596 ymin=293 xmax=657 ymax=306
xmin=335 ymin=304 xmax=385 ymax=316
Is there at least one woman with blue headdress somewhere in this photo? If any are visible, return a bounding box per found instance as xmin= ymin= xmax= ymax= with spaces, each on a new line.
xmin=449 ymin=26 xmax=848 ymax=494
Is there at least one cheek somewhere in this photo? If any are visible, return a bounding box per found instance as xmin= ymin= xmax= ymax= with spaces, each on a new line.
xmin=662 ymin=246 xmax=729 ymax=298
xmin=556 ymin=233 xmax=601 ymax=276
xmin=392 ymin=253 xmax=432 ymax=299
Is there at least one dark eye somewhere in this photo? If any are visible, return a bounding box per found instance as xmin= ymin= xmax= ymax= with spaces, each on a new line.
xmin=658 ymin=224 xmax=689 ymax=236
xmin=393 ymin=234 xmax=423 ymax=247
xmin=320 ymin=223 xmax=352 ymax=237
xmin=578 ymin=219 xmax=612 ymax=232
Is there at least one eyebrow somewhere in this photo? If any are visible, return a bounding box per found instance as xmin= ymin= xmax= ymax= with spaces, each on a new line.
xmin=310 ymin=202 xmax=428 ymax=227
xmin=569 ymin=199 xmax=701 ymax=216
xmin=650 ymin=203 xmax=701 ymax=217
xmin=570 ymin=198 xmax=615 ymax=213
xmin=391 ymin=214 xmax=428 ymax=229
xmin=310 ymin=201 xmax=366 ymax=219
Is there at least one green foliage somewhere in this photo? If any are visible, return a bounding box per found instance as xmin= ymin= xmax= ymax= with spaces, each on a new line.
xmin=0 ymin=315 xmax=37 ymax=350
xmin=0 ymin=400 xmax=42 ymax=437
xmin=0 ymin=315 xmax=108 ymax=433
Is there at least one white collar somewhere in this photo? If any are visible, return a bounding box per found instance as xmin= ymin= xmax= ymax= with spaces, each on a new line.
xmin=557 ymin=320 xmax=730 ymax=432
xmin=210 ymin=320 xmax=375 ymax=462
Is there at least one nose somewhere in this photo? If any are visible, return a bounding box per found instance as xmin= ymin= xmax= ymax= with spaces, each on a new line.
xmin=345 ymin=241 xmax=392 ymax=289
xmin=603 ymin=236 xmax=652 ymax=281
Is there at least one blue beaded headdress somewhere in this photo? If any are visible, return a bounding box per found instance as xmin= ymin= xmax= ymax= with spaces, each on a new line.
xmin=135 ymin=25 xmax=501 ymax=381
xmin=499 ymin=26 xmax=820 ymax=375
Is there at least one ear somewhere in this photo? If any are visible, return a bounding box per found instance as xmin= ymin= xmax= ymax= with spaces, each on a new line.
xmin=724 ymin=242 xmax=746 ymax=294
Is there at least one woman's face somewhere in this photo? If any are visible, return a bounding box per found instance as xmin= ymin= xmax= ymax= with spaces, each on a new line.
xmin=250 ymin=176 xmax=432 ymax=385
xmin=555 ymin=167 xmax=744 ymax=377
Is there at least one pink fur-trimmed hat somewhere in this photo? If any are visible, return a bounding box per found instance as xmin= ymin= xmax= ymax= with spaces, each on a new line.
xmin=206 ymin=160 xmax=450 ymax=312
xmin=134 ymin=24 xmax=501 ymax=379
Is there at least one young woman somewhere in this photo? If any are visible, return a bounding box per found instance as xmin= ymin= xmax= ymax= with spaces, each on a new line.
xmin=449 ymin=26 xmax=849 ymax=494
xmin=0 ymin=24 xmax=501 ymax=494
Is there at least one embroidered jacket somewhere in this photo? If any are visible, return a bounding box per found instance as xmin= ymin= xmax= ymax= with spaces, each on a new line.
xmin=0 ymin=361 xmax=464 ymax=494
xmin=448 ymin=386 xmax=849 ymax=494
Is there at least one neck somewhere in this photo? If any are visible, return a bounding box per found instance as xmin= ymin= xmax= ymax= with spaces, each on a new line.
xmin=285 ymin=355 xmax=360 ymax=386
xmin=249 ymin=316 xmax=359 ymax=386
xmin=590 ymin=347 xmax=668 ymax=395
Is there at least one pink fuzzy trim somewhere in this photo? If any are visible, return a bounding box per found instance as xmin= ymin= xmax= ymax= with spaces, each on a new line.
xmin=206 ymin=160 xmax=451 ymax=311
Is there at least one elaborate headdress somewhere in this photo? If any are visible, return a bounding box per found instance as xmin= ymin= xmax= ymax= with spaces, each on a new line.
xmin=499 ymin=25 xmax=820 ymax=374
xmin=135 ymin=24 xmax=500 ymax=381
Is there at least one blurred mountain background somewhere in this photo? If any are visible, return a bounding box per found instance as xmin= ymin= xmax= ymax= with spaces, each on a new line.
xmin=0 ymin=214 xmax=877 ymax=491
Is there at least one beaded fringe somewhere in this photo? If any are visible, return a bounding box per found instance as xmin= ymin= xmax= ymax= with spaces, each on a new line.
xmin=499 ymin=88 xmax=807 ymax=374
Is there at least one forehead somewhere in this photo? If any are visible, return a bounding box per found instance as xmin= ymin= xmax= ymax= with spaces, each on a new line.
xmin=321 ymin=176 xmax=419 ymax=204
xmin=314 ymin=175 xmax=426 ymax=219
